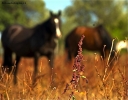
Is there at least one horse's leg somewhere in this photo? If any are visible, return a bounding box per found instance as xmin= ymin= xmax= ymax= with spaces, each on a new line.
xmin=73 ymin=47 xmax=78 ymax=58
xmin=100 ymin=49 xmax=105 ymax=60
xmin=68 ymin=49 xmax=72 ymax=61
xmin=3 ymin=47 xmax=13 ymax=73
xmin=65 ymin=48 xmax=72 ymax=64
xmin=14 ymin=56 xmax=20 ymax=84
xmin=47 ymin=52 xmax=55 ymax=87
xmin=34 ymin=56 xmax=38 ymax=75
xmin=47 ymin=52 xmax=54 ymax=68
xmin=75 ymin=48 xmax=79 ymax=57
xmin=33 ymin=54 xmax=39 ymax=83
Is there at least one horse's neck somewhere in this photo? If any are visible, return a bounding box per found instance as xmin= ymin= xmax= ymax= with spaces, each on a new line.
xmin=32 ymin=25 xmax=50 ymax=41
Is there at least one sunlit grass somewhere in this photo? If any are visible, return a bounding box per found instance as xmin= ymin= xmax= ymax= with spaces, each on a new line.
xmin=0 ymin=37 xmax=128 ymax=99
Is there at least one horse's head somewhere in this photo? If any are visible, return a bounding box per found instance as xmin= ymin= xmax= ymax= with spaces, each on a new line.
xmin=46 ymin=10 xmax=62 ymax=38
xmin=97 ymin=25 xmax=117 ymax=64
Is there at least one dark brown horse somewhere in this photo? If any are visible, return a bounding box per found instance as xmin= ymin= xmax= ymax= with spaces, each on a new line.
xmin=1 ymin=11 xmax=62 ymax=84
xmin=65 ymin=25 xmax=116 ymax=64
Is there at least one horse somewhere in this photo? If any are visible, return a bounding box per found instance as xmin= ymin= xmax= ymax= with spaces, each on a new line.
xmin=1 ymin=10 xmax=62 ymax=84
xmin=65 ymin=25 xmax=116 ymax=65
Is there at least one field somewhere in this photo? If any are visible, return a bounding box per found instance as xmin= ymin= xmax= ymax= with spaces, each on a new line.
xmin=0 ymin=51 xmax=128 ymax=100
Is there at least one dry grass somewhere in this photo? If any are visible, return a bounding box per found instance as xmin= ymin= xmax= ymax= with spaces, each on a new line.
xmin=0 ymin=53 xmax=128 ymax=100
xmin=0 ymin=39 xmax=128 ymax=99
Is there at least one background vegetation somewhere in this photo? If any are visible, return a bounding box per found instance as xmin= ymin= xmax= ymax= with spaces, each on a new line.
xmin=0 ymin=0 xmax=127 ymax=52
xmin=0 ymin=0 xmax=127 ymax=60
xmin=0 ymin=0 xmax=48 ymax=29
xmin=63 ymin=0 xmax=128 ymax=38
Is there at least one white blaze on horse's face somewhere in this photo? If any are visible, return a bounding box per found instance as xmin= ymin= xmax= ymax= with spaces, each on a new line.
xmin=54 ymin=18 xmax=61 ymax=38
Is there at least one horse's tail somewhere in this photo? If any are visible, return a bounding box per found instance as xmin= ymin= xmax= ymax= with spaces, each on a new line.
xmin=1 ymin=27 xmax=13 ymax=73
xmin=65 ymin=35 xmax=68 ymax=51
xmin=65 ymin=34 xmax=69 ymax=57
xmin=1 ymin=26 xmax=10 ymax=46
xmin=65 ymin=29 xmax=75 ymax=52
xmin=65 ymin=34 xmax=72 ymax=61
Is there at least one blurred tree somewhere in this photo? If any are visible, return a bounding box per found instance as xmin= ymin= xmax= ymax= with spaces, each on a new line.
xmin=63 ymin=0 xmax=128 ymax=40
xmin=0 ymin=0 xmax=50 ymax=55
xmin=0 ymin=0 xmax=49 ymax=31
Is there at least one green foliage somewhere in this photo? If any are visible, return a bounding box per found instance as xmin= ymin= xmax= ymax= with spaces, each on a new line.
xmin=0 ymin=0 xmax=48 ymax=31
xmin=63 ymin=0 xmax=128 ymax=40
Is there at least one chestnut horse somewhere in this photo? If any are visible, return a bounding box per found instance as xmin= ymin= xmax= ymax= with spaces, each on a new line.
xmin=65 ymin=25 xmax=116 ymax=64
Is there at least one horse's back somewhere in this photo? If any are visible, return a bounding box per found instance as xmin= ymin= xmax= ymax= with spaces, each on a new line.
xmin=67 ymin=26 xmax=100 ymax=39
xmin=74 ymin=26 xmax=97 ymax=35
xmin=1 ymin=24 xmax=35 ymax=55
xmin=3 ymin=24 xmax=33 ymax=42
xmin=66 ymin=26 xmax=102 ymax=50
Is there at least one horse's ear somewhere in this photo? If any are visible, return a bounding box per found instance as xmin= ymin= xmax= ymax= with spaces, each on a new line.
xmin=58 ymin=10 xmax=61 ymax=16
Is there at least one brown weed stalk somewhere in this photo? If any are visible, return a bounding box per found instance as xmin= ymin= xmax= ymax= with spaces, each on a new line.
xmin=63 ymin=35 xmax=88 ymax=99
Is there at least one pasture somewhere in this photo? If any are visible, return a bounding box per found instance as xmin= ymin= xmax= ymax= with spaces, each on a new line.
xmin=0 ymin=45 xmax=128 ymax=100
xmin=0 ymin=0 xmax=127 ymax=99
